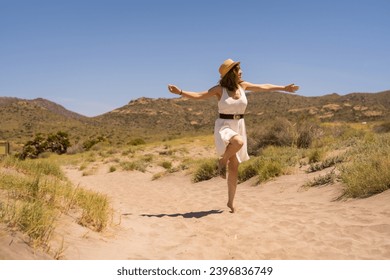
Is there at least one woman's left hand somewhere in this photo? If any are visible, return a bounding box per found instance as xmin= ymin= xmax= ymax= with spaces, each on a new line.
xmin=168 ymin=84 xmax=181 ymax=95
xmin=284 ymin=84 xmax=299 ymax=93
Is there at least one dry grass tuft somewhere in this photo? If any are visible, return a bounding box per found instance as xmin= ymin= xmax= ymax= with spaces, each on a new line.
xmin=0 ymin=156 xmax=111 ymax=249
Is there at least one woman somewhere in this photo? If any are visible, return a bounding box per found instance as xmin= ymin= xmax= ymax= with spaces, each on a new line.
xmin=168 ymin=58 xmax=299 ymax=213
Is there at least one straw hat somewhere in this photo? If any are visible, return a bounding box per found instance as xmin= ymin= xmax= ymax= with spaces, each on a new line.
xmin=219 ymin=58 xmax=240 ymax=78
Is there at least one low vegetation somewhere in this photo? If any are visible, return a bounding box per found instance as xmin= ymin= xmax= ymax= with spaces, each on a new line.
xmin=18 ymin=131 xmax=70 ymax=159
xmin=1 ymin=116 xmax=390 ymax=257
xmin=238 ymin=146 xmax=303 ymax=184
xmin=307 ymin=155 xmax=345 ymax=173
xmin=192 ymin=158 xmax=218 ymax=183
xmin=339 ymin=133 xmax=390 ymax=198
xmin=302 ymin=170 xmax=337 ymax=189
xmin=0 ymin=156 xmax=110 ymax=250
xmin=189 ymin=120 xmax=390 ymax=200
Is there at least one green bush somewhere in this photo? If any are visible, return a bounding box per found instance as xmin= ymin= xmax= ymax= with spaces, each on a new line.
xmin=0 ymin=156 xmax=111 ymax=247
xmin=257 ymin=159 xmax=284 ymax=184
xmin=192 ymin=158 xmax=218 ymax=183
xmin=82 ymin=136 xmax=105 ymax=151
xmin=128 ymin=138 xmax=146 ymax=146
xmin=239 ymin=146 xmax=302 ymax=184
xmin=160 ymin=161 xmax=173 ymax=170
xmin=303 ymin=171 xmax=336 ymax=188
xmin=238 ymin=158 xmax=262 ymax=183
xmin=18 ymin=200 xmax=55 ymax=244
xmin=76 ymin=189 xmax=110 ymax=232
xmin=120 ymin=160 xmax=148 ymax=172
xmin=373 ymin=121 xmax=390 ymax=134
xmin=19 ymin=132 xmax=70 ymax=159
xmin=308 ymin=155 xmax=344 ymax=173
xmin=248 ymin=118 xmax=294 ymax=155
xmin=340 ymin=134 xmax=390 ymax=198
xmin=248 ymin=117 xmax=322 ymax=155
xmin=308 ymin=149 xmax=324 ymax=164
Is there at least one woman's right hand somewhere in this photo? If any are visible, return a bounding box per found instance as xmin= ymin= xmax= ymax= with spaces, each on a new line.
xmin=284 ymin=84 xmax=299 ymax=93
xmin=168 ymin=84 xmax=181 ymax=95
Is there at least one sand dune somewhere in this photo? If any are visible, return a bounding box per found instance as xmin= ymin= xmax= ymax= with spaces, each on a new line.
xmin=1 ymin=156 xmax=389 ymax=260
xmin=43 ymin=164 xmax=390 ymax=260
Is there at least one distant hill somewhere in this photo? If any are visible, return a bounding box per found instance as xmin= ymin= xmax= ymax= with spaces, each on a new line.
xmin=0 ymin=97 xmax=100 ymax=144
xmin=95 ymin=90 xmax=390 ymax=134
xmin=1 ymin=90 xmax=390 ymax=145
xmin=246 ymin=90 xmax=390 ymax=123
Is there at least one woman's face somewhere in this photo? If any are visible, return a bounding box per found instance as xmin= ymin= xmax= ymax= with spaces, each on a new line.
xmin=234 ymin=66 xmax=242 ymax=80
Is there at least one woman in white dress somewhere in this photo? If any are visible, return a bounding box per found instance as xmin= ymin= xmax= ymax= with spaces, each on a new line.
xmin=168 ymin=59 xmax=298 ymax=213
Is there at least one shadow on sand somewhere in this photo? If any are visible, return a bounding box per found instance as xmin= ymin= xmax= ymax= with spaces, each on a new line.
xmin=140 ymin=209 xmax=223 ymax=219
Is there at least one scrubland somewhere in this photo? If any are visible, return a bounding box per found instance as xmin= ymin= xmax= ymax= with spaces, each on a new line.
xmin=1 ymin=120 xmax=390 ymax=259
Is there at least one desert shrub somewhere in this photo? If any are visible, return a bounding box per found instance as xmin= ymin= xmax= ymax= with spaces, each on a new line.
xmin=293 ymin=118 xmax=322 ymax=148
xmin=121 ymin=147 xmax=136 ymax=156
xmin=239 ymin=146 xmax=302 ymax=184
xmin=152 ymin=172 xmax=165 ymax=180
xmin=247 ymin=134 xmax=261 ymax=156
xmin=308 ymin=155 xmax=345 ymax=173
xmin=0 ymin=157 xmax=111 ymax=246
xmin=340 ymin=134 xmax=390 ymax=198
xmin=373 ymin=121 xmax=390 ymax=134
xmin=75 ymin=189 xmax=110 ymax=232
xmin=308 ymin=149 xmax=325 ymax=164
xmin=257 ymin=158 xmax=284 ymax=184
xmin=248 ymin=118 xmax=295 ymax=155
xmin=160 ymin=161 xmax=173 ymax=170
xmin=46 ymin=131 xmax=70 ymax=154
xmin=192 ymin=158 xmax=218 ymax=183
xmin=19 ymin=132 xmax=70 ymax=159
xmin=331 ymin=124 xmax=368 ymax=143
xmin=262 ymin=118 xmax=295 ymax=147
xmin=142 ymin=154 xmax=154 ymax=162
xmin=19 ymin=134 xmax=47 ymax=159
xmin=82 ymin=136 xmax=105 ymax=151
xmin=17 ymin=200 xmax=55 ymax=244
xmin=296 ymin=131 xmax=311 ymax=148
xmin=264 ymin=145 xmax=303 ymax=167
xmin=1 ymin=156 xmax=65 ymax=179
xmin=238 ymin=158 xmax=262 ymax=183
xmin=128 ymin=138 xmax=146 ymax=146
xmin=120 ymin=159 xmax=148 ymax=172
xmin=66 ymin=143 xmax=84 ymax=155
xmin=248 ymin=117 xmax=323 ymax=154
xmin=303 ymin=170 xmax=337 ymax=188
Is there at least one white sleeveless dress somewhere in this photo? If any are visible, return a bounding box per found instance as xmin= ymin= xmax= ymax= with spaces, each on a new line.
xmin=214 ymin=86 xmax=250 ymax=163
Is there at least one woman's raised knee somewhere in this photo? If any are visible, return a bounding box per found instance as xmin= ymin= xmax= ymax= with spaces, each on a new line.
xmin=230 ymin=135 xmax=244 ymax=148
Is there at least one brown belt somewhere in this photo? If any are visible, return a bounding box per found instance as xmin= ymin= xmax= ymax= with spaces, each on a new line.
xmin=219 ymin=114 xmax=244 ymax=120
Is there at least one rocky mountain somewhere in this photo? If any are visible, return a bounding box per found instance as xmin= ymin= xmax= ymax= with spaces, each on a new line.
xmin=95 ymin=90 xmax=390 ymax=134
xmin=0 ymin=97 xmax=100 ymax=143
xmin=1 ymin=90 xmax=390 ymax=145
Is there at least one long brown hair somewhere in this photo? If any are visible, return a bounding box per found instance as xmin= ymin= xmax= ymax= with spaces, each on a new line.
xmin=219 ymin=65 xmax=242 ymax=91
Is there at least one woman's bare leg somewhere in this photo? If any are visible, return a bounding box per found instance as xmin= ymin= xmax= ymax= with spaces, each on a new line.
xmin=219 ymin=135 xmax=243 ymax=212
xmin=227 ymin=155 xmax=239 ymax=213
xmin=219 ymin=135 xmax=244 ymax=170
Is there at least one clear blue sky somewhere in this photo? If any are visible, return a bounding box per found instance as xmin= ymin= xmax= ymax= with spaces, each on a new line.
xmin=1 ymin=0 xmax=389 ymax=116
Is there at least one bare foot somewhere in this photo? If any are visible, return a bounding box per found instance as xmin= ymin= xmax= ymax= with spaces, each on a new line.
xmin=227 ymin=202 xmax=235 ymax=213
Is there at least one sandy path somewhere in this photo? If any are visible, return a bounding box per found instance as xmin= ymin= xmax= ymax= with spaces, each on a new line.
xmin=53 ymin=166 xmax=390 ymax=260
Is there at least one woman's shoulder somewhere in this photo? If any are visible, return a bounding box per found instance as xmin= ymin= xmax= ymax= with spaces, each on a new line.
xmin=239 ymin=81 xmax=249 ymax=90
xmin=208 ymin=85 xmax=223 ymax=99
xmin=209 ymin=84 xmax=222 ymax=90
xmin=209 ymin=85 xmax=223 ymax=93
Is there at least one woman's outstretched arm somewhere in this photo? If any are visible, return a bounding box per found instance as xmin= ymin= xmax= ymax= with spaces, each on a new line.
xmin=241 ymin=81 xmax=299 ymax=93
xmin=168 ymin=84 xmax=221 ymax=100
